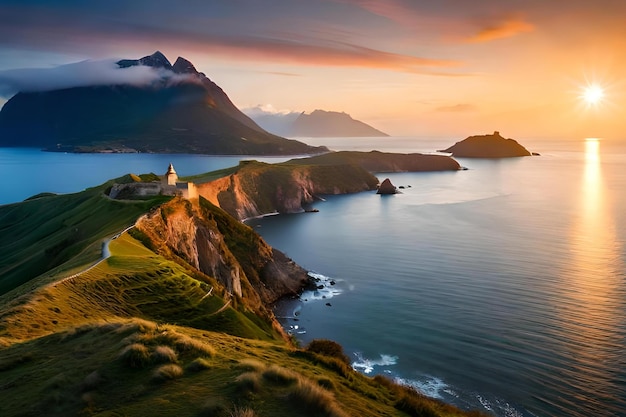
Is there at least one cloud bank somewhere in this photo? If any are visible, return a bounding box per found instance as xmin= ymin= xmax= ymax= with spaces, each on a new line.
xmin=0 ymin=59 xmax=194 ymax=98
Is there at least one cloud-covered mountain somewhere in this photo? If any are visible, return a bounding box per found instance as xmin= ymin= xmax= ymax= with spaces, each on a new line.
xmin=0 ymin=52 xmax=326 ymax=155
xmin=244 ymin=107 xmax=388 ymax=137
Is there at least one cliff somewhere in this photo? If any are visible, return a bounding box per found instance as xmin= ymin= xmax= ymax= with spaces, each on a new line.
xmin=440 ymin=131 xmax=532 ymax=158
xmin=194 ymin=151 xmax=460 ymax=220
xmin=196 ymin=160 xmax=380 ymax=220
xmin=133 ymin=198 xmax=309 ymax=313
xmin=0 ymin=51 xmax=326 ymax=155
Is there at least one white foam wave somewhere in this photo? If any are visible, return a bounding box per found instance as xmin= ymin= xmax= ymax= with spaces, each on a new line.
xmin=301 ymin=272 xmax=342 ymax=302
xmin=395 ymin=375 xmax=449 ymax=400
xmin=351 ymin=352 xmax=398 ymax=374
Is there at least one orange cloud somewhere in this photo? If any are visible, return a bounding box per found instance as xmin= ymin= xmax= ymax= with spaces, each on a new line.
xmin=465 ymin=15 xmax=535 ymax=43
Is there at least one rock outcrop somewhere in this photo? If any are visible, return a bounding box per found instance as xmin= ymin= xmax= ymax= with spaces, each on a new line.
xmin=0 ymin=51 xmax=327 ymax=155
xmin=377 ymin=178 xmax=398 ymax=194
xmin=440 ymin=131 xmax=532 ymax=158
xmin=134 ymin=198 xmax=309 ymax=313
xmin=197 ymin=160 xmax=380 ymax=220
xmin=195 ymin=151 xmax=460 ymax=220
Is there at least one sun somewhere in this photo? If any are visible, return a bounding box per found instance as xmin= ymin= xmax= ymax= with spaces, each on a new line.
xmin=581 ymin=84 xmax=605 ymax=105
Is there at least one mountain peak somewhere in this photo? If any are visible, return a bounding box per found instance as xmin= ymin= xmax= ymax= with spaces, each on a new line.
xmin=117 ymin=51 xmax=172 ymax=70
xmin=172 ymin=57 xmax=198 ymax=74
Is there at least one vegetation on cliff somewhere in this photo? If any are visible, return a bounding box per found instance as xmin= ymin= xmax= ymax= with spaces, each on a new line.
xmin=0 ymin=165 xmax=487 ymax=417
xmin=192 ymin=151 xmax=460 ymax=220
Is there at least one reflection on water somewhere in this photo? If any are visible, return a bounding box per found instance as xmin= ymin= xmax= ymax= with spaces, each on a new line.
xmin=557 ymin=138 xmax=623 ymax=414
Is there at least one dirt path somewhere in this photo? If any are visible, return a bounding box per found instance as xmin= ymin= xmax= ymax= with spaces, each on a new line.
xmin=49 ymin=220 xmax=141 ymax=288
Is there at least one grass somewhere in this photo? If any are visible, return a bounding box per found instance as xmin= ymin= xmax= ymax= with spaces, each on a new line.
xmin=0 ymin=179 xmax=170 ymax=297
xmin=0 ymin=169 xmax=489 ymax=417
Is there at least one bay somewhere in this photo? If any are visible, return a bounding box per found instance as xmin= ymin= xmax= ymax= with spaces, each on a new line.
xmin=247 ymin=136 xmax=626 ymax=417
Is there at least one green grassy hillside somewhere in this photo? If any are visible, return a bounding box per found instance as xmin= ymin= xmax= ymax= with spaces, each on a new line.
xmin=0 ymin=180 xmax=170 ymax=296
xmin=0 ymin=170 xmax=488 ymax=417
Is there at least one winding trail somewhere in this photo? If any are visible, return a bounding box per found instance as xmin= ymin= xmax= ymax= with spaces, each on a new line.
xmin=49 ymin=221 xmax=140 ymax=288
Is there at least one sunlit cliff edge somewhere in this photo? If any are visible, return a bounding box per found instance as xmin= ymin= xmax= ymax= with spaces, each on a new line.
xmin=0 ymin=155 xmax=486 ymax=417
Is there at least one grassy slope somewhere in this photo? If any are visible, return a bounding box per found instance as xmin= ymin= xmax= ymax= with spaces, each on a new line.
xmin=0 ymin=181 xmax=170 ymax=296
xmin=0 ymin=169 xmax=488 ymax=417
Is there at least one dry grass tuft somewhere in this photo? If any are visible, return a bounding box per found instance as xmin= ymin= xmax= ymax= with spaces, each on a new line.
xmin=289 ymin=379 xmax=349 ymax=417
xmin=198 ymin=398 xmax=228 ymax=417
xmin=187 ymin=357 xmax=212 ymax=372
xmin=118 ymin=343 xmax=151 ymax=368
xmin=236 ymin=358 xmax=266 ymax=372
xmin=152 ymin=345 xmax=178 ymax=364
xmin=152 ymin=364 xmax=184 ymax=382
xmin=230 ymin=406 xmax=257 ymax=417
xmin=234 ymin=371 xmax=262 ymax=393
xmin=262 ymin=364 xmax=299 ymax=386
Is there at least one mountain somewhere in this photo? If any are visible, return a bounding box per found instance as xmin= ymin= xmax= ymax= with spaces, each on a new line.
xmin=245 ymin=108 xmax=388 ymax=137
xmin=0 ymin=51 xmax=326 ymax=155
xmin=439 ymin=131 xmax=532 ymax=158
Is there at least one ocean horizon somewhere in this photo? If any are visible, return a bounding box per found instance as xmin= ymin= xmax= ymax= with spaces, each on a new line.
xmin=2 ymin=136 xmax=625 ymax=416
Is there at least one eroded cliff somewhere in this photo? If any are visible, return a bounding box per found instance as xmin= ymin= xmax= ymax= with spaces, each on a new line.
xmin=134 ymin=197 xmax=310 ymax=314
xmin=197 ymin=160 xmax=380 ymax=219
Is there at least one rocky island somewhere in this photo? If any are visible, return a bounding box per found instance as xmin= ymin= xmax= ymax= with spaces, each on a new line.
xmin=440 ymin=131 xmax=533 ymax=158
xmin=0 ymin=51 xmax=326 ymax=155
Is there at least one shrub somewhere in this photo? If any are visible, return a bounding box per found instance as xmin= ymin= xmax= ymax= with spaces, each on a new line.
xmin=152 ymin=345 xmax=178 ymax=364
xmin=306 ymin=339 xmax=351 ymax=365
xmin=119 ymin=343 xmax=151 ymax=368
xmin=395 ymin=390 xmax=438 ymax=417
xmin=187 ymin=357 xmax=212 ymax=372
xmin=152 ymin=364 xmax=184 ymax=382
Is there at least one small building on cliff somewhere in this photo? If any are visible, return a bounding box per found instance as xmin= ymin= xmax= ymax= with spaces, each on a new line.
xmin=162 ymin=163 xmax=197 ymax=199
xmin=109 ymin=163 xmax=197 ymax=200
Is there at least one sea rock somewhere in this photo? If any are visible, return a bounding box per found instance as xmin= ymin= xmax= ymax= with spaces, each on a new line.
xmin=377 ymin=178 xmax=398 ymax=194
xmin=440 ymin=131 xmax=532 ymax=158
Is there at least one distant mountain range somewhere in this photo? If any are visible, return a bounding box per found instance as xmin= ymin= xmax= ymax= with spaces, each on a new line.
xmin=0 ymin=51 xmax=326 ymax=155
xmin=245 ymin=108 xmax=388 ymax=137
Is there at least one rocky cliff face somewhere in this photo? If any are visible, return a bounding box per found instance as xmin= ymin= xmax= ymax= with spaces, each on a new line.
xmin=196 ymin=161 xmax=380 ymax=220
xmin=134 ymin=198 xmax=310 ymax=314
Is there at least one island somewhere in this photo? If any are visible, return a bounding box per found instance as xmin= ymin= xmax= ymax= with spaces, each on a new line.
xmin=439 ymin=131 xmax=533 ymax=158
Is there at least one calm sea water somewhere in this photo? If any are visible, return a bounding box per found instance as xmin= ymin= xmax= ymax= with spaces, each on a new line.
xmin=2 ymin=138 xmax=625 ymax=416
xmin=0 ymin=149 xmax=293 ymax=205
xmin=248 ymin=137 xmax=626 ymax=417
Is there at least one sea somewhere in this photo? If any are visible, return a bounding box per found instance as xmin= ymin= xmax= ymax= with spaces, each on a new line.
xmin=1 ymin=137 xmax=625 ymax=417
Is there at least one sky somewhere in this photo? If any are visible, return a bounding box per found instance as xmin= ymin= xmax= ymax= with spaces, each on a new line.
xmin=0 ymin=0 xmax=624 ymax=138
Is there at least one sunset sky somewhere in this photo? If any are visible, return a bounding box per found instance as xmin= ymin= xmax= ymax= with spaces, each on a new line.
xmin=0 ymin=0 xmax=624 ymax=138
